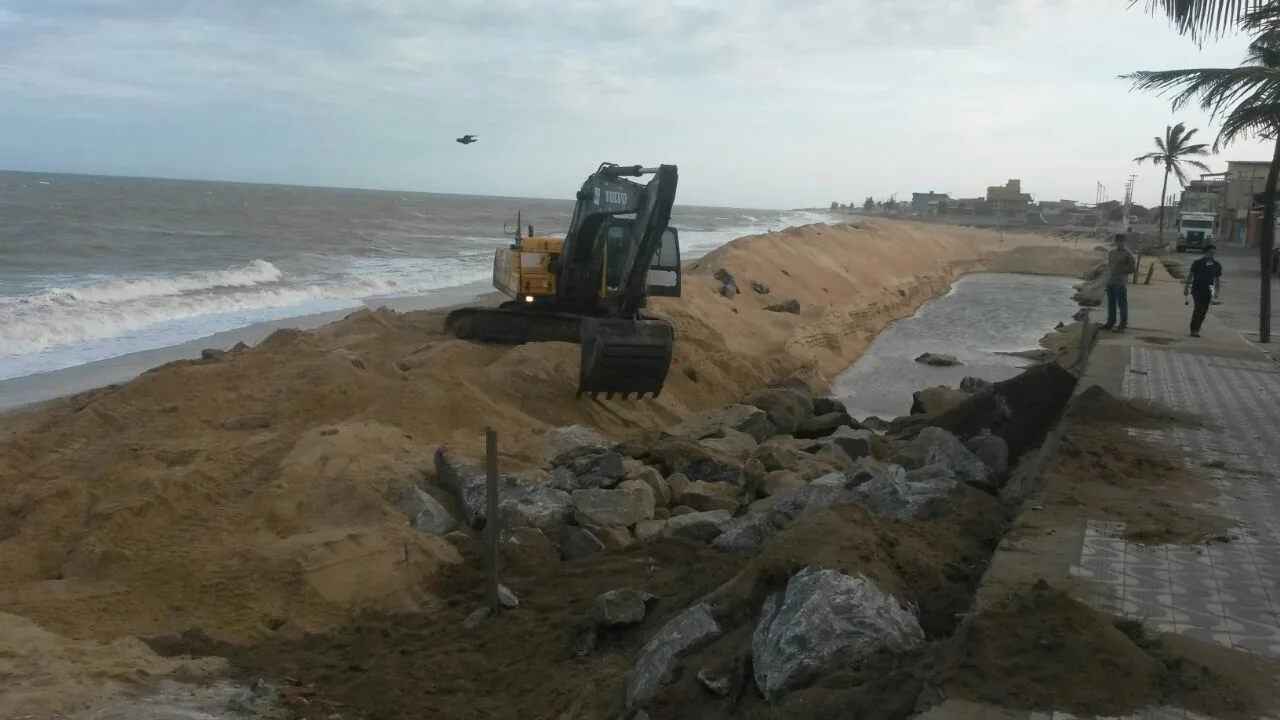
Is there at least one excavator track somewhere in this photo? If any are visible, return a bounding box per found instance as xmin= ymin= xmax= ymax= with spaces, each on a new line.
xmin=443 ymin=307 xmax=674 ymax=399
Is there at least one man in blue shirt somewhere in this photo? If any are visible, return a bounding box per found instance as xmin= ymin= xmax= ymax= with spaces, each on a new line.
xmin=1184 ymin=244 xmax=1222 ymax=338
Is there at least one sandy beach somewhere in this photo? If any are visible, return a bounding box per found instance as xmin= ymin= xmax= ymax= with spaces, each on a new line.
xmin=0 ymin=218 xmax=1103 ymax=718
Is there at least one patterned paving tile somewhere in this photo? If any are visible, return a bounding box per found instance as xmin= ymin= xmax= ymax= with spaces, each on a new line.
xmin=1066 ymin=347 xmax=1280 ymax=663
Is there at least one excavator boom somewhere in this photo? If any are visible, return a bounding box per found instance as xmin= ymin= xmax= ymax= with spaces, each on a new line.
xmin=444 ymin=162 xmax=680 ymax=399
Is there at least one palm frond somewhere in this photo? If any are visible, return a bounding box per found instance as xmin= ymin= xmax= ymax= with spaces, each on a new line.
xmin=1120 ymin=66 xmax=1280 ymax=121
xmin=1134 ymin=0 xmax=1257 ymax=44
xmin=1241 ymin=3 xmax=1280 ymax=35
xmin=1177 ymin=142 xmax=1213 ymax=156
xmin=1216 ymin=101 xmax=1280 ymax=149
xmin=1134 ymin=151 xmax=1166 ymax=165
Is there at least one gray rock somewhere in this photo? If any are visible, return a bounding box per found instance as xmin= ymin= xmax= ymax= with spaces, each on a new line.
xmin=553 ymin=448 xmax=627 ymax=490
xmin=572 ymin=485 xmax=655 ymax=527
xmin=663 ymin=404 xmax=778 ymax=444
xmin=710 ymin=512 xmax=777 ymax=554
xmin=462 ymin=606 xmax=491 ymax=629
xmin=435 ymin=446 xmax=574 ymax=530
xmin=910 ymin=386 xmax=969 ymax=415
xmin=498 ymin=584 xmax=519 ymax=609
xmin=594 ymin=588 xmax=657 ymax=627
xmin=795 ymin=411 xmax=860 ymax=439
xmin=965 ymin=432 xmax=1010 ymax=478
xmin=743 ymin=388 xmax=814 ymax=435
xmin=545 ymin=425 xmax=608 ymax=458
xmin=890 ymin=426 xmax=993 ymax=488
xmin=861 ymin=416 xmax=891 ymax=433
xmin=768 ymin=377 xmax=814 ymax=399
xmin=761 ymin=470 xmax=805 ymax=496
xmin=803 ymin=427 xmax=872 ymax=466
xmin=635 ymin=519 xmax=668 ymax=544
xmin=715 ymin=268 xmax=740 ymax=298
xmin=698 ymin=667 xmax=734 ymax=697
xmin=665 ymin=472 xmax=690 ymax=501
xmin=752 ymin=567 xmax=925 ymax=699
xmin=751 ymin=281 xmax=771 ymax=295
xmin=846 ymin=456 xmax=886 ymax=487
xmin=664 ymin=510 xmax=734 ymax=542
xmin=676 ymin=481 xmax=741 ymax=513
xmin=629 ymin=465 xmax=670 ymax=506
xmin=562 ymin=528 xmax=607 ymax=559
xmin=915 ymin=352 xmax=962 ymax=367
xmin=856 ymin=464 xmax=959 ymax=519
xmin=812 ymin=396 xmax=849 ymax=416
xmin=765 ymin=299 xmax=801 ymax=314
xmin=742 ymin=458 xmax=769 ymax=496
xmin=400 ymin=485 xmax=459 ymax=535
xmin=752 ymin=441 xmax=801 ymax=472
xmin=810 ymin=472 xmax=849 ymax=489
xmin=959 ymin=376 xmax=994 ymax=394
xmin=549 ymin=467 xmax=579 ymax=492
xmin=649 ymin=438 xmax=745 ymax=486
xmin=769 ymin=483 xmax=861 ymax=526
xmin=702 ymin=427 xmax=758 ymax=457
xmin=625 ymin=603 xmax=724 ymax=710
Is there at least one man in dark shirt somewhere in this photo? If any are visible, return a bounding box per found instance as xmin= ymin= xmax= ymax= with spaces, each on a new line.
xmin=1184 ymin=244 xmax=1222 ymax=337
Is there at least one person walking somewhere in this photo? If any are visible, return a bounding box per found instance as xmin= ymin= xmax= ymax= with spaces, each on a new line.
xmin=1101 ymin=233 xmax=1137 ymax=332
xmin=1184 ymin=244 xmax=1222 ymax=337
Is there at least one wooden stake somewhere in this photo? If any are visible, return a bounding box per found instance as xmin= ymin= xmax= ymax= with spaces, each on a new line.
xmin=484 ymin=427 xmax=501 ymax=612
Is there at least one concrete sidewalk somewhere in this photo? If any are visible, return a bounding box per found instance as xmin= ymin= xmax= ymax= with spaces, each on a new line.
xmin=927 ymin=259 xmax=1280 ymax=720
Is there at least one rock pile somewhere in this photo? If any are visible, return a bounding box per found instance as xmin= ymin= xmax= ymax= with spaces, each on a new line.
xmin=415 ymin=372 xmax=1032 ymax=715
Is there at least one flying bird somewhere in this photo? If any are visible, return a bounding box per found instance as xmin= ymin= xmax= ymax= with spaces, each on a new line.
xmin=456 ymin=134 xmax=478 ymax=145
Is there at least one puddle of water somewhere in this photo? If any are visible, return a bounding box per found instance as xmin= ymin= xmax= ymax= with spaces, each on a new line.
xmin=831 ymin=272 xmax=1081 ymax=420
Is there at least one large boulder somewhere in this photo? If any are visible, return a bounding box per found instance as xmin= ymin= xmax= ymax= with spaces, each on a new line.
xmin=714 ymin=483 xmax=861 ymax=555
xmin=751 ymin=441 xmax=801 ymax=472
xmin=572 ymin=484 xmax=655 ymax=527
xmin=752 ymin=567 xmax=925 ymax=700
xmin=959 ymin=376 xmax=994 ymax=394
xmin=856 ymin=464 xmax=959 ymax=519
xmin=743 ymin=388 xmax=814 ymax=435
xmin=647 ymin=437 xmax=744 ymax=485
xmin=562 ymin=528 xmax=607 ymax=560
xmin=594 ymin=588 xmax=657 ymax=628
xmin=812 ymin=396 xmax=848 ymax=417
xmin=550 ymin=446 xmax=628 ymax=490
xmin=795 ymin=411 xmax=862 ymax=439
xmin=544 ymin=425 xmax=608 ymax=459
xmin=909 ymin=386 xmax=970 ymax=416
xmin=801 ymin=427 xmax=872 ymax=466
xmin=676 ymin=481 xmax=742 ymax=513
xmin=662 ymin=404 xmax=777 ymax=444
xmin=965 ymin=431 xmax=1010 ymax=479
xmin=664 ymin=510 xmax=734 ymax=543
xmin=625 ymin=603 xmax=724 ymax=710
xmin=400 ymin=485 xmax=459 ymax=535
xmin=889 ymin=426 xmax=992 ymax=489
xmin=435 ymin=446 xmax=573 ymax=530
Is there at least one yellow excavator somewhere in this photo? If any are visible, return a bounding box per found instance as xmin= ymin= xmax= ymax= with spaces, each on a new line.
xmin=444 ymin=163 xmax=683 ymax=399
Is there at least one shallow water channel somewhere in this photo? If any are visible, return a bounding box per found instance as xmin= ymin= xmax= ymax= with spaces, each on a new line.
xmin=830 ymin=272 xmax=1081 ymax=421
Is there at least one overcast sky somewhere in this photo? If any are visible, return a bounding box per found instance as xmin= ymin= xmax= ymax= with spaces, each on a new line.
xmin=0 ymin=0 xmax=1272 ymax=209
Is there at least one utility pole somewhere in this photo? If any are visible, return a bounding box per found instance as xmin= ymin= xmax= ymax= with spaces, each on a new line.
xmin=1122 ymin=174 xmax=1137 ymax=231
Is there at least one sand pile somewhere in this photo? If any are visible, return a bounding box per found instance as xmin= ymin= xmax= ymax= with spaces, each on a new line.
xmin=0 ymin=611 xmax=226 ymax=719
xmin=1067 ymin=384 xmax=1204 ymax=429
xmin=938 ymin=579 xmax=1277 ymax=720
xmin=0 ymin=219 xmax=1097 ymax=647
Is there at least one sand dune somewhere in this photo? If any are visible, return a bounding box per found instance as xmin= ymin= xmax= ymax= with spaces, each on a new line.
xmin=0 ymin=220 xmax=1097 ymax=650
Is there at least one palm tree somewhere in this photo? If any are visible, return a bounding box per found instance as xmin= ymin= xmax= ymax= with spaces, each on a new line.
xmin=1121 ymin=9 xmax=1280 ymax=341
xmin=1133 ymin=123 xmax=1213 ymax=246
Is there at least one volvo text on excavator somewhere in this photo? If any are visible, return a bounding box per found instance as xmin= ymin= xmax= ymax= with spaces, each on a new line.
xmin=444 ymin=162 xmax=682 ymax=399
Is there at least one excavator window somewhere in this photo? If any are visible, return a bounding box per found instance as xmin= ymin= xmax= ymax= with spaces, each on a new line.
xmin=604 ymin=223 xmax=632 ymax=290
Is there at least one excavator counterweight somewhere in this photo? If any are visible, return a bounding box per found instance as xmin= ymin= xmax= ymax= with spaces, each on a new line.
xmin=443 ymin=163 xmax=682 ymax=399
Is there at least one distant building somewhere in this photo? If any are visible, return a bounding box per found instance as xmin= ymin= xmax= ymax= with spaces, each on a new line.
xmin=911 ymin=191 xmax=949 ymax=207
xmin=1222 ymin=161 xmax=1272 ymax=246
xmin=986 ymin=179 xmax=1033 ymax=215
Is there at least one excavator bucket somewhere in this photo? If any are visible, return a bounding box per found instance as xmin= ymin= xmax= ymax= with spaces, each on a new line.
xmin=443 ymin=306 xmax=676 ymax=399
xmin=578 ymin=316 xmax=675 ymax=399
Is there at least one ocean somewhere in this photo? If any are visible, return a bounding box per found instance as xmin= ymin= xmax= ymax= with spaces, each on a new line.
xmin=0 ymin=170 xmax=825 ymax=383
